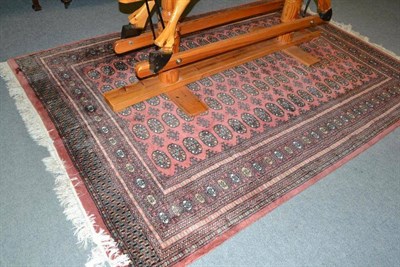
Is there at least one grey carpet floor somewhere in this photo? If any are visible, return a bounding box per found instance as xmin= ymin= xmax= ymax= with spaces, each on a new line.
xmin=0 ymin=0 xmax=399 ymax=266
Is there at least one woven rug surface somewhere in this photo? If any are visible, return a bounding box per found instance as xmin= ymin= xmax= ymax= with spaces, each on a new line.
xmin=7 ymin=10 xmax=400 ymax=266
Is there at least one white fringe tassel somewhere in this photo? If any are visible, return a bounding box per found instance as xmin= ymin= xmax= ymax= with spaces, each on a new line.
xmin=303 ymin=7 xmax=400 ymax=60
xmin=329 ymin=20 xmax=400 ymax=60
xmin=0 ymin=62 xmax=131 ymax=267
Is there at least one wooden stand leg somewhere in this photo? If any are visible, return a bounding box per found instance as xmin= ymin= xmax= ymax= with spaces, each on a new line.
xmin=32 ymin=0 xmax=42 ymax=11
xmin=158 ymin=0 xmax=180 ymax=84
xmin=278 ymin=0 xmax=302 ymax=43
xmin=279 ymin=0 xmax=320 ymax=66
xmin=157 ymin=0 xmax=207 ymax=115
xmin=316 ymin=0 xmax=332 ymax=14
xmin=61 ymin=0 xmax=72 ymax=9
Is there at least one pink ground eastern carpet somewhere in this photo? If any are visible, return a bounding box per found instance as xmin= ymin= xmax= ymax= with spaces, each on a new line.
xmin=8 ymin=9 xmax=400 ymax=267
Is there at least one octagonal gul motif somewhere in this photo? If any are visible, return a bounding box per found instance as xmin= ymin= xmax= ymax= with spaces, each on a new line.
xmin=307 ymin=86 xmax=324 ymax=99
xmin=167 ymin=144 xmax=187 ymax=162
xmin=204 ymin=97 xmax=223 ymax=110
xmin=217 ymin=93 xmax=235 ymax=105
xmin=254 ymin=107 xmax=272 ymax=122
xmin=315 ymin=82 xmax=332 ymax=94
xmin=213 ymin=124 xmax=233 ymax=140
xmin=241 ymin=113 xmax=260 ymax=128
xmin=298 ymin=90 xmax=314 ymax=102
xmin=199 ymin=130 xmax=218 ymax=148
xmin=101 ymin=65 xmax=115 ymax=76
xmin=277 ymin=98 xmax=296 ymax=112
xmin=183 ymin=137 xmax=203 ymax=155
xmin=287 ymin=93 xmax=306 ymax=107
xmin=132 ymin=124 xmax=150 ymax=140
xmin=265 ymin=103 xmax=285 ymax=117
xmin=147 ymin=118 xmax=165 ymax=134
xmin=113 ymin=61 xmax=128 ymax=71
xmin=230 ymin=88 xmax=248 ymax=100
xmin=228 ymin=119 xmax=247 ymax=134
xmin=252 ymin=80 xmax=269 ymax=91
xmin=87 ymin=69 xmax=101 ymax=80
xmin=162 ymin=112 xmax=180 ymax=128
xmin=242 ymin=84 xmax=259 ymax=96
xmin=152 ymin=150 xmax=171 ymax=169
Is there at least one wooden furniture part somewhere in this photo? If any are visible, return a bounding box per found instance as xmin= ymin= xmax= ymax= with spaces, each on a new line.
xmin=114 ymin=0 xmax=286 ymax=54
xmin=104 ymin=0 xmax=332 ymax=115
xmin=32 ymin=0 xmax=72 ymax=11
xmin=32 ymin=0 xmax=42 ymax=11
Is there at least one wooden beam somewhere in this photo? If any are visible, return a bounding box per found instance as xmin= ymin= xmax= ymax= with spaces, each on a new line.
xmin=179 ymin=0 xmax=285 ymax=35
xmin=113 ymin=0 xmax=285 ymax=54
xmin=135 ymin=15 xmax=323 ymax=78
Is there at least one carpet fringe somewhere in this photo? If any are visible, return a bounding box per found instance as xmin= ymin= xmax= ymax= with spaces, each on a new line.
xmin=304 ymin=8 xmax=399 ymax=60
xmin=0 ymin=61 xmax=131 ymax=267
xmin=329 ymin=20 xmax=400 ymax=60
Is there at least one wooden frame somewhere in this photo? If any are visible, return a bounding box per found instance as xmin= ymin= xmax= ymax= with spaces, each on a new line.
xmin=104 ymin=0 xmax=332 ymax=115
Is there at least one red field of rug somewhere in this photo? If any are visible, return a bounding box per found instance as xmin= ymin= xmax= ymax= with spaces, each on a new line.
xmin=7 ymin=10 xmax=399 ymax=267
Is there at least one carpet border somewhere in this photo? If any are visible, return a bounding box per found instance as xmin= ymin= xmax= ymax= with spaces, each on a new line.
xmin=0 ymin=61 xmax=131 ymax=267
